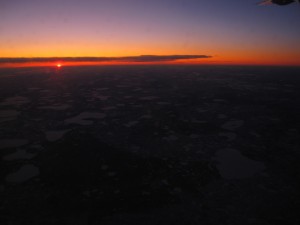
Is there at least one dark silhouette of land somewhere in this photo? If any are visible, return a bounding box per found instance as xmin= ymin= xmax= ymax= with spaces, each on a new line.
xmin=0 ymin=65 xmax=299 ymax=224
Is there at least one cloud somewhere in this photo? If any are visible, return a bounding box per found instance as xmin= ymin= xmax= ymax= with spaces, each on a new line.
xmin=119 ymin=55 xmax=211 ymax=62
xmin=0 ymin=55 xmax=211 ymax=63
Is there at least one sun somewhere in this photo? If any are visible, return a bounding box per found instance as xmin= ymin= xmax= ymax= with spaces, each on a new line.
xmin=56 ymin=63 xmax=62 ymax=68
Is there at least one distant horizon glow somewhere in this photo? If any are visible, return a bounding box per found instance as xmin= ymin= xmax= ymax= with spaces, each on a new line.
xmin=1 ymin=59 xmax=299 ymax=68
xmin=1 ymin=0 xmax=300 ymax=66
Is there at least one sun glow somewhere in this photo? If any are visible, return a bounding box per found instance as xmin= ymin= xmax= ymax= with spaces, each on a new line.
xmin=56 ymin=63 xmax=62 ymax=68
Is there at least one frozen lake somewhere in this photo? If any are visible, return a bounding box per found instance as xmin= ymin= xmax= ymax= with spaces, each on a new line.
xmin=0 ymin=65 xmax=299 ymax=225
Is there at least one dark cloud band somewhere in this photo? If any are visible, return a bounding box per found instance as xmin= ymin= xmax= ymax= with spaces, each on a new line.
xmin=0 ymin=55 xmax=211 ymax=63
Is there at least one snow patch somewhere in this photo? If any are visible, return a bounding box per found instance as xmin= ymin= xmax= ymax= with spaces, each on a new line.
xmin=140 ymin=96 xmax=158 ymax=100
xmin=0 ymin=139 xmax=29 ymax=149
xmin=124 ymin=121 xmax=139 ymax=127
xmin=219 ymin=132 xmax=237 ymax=141
xmin=0 ymin=110 xmax=20 ymax=123
xmin=39 ymin=104 xmax=70 ymax=111
xmin=65 ymin=112 xmax=106 ymax=125
xmin=0 ymin=96 xmax=29 ymax=106
xmin=45 ymin=130 xmax=70 ymax=142
xmin=3 ymin=149 xmax=36 ymax=161
xmin=215 ymin=148 xmax=265 ymax=179
xmin=221 ymin=120 xmax=244 ymax=131
xmin=6 ymin=164 xmax=40 ymax=183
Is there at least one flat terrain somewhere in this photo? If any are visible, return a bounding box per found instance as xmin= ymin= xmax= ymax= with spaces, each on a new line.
xmin=0 ymin=65 xmax=299 ymax=225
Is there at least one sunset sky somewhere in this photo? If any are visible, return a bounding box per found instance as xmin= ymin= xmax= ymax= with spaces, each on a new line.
xmin=1 ymin=0 xmax=300 ymax=66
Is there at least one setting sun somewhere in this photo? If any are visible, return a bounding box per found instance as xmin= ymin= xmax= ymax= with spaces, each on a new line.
xmin=56 ymin=63 xmax=62 ymax=68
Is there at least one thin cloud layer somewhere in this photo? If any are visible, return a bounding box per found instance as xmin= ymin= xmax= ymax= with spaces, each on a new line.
xmin=121 ymin=55 xmax=211 ymax=62
xmin=0 ymin=55 xmax=211 ymax=64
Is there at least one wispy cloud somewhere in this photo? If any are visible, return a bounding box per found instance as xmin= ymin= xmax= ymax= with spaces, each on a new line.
xmin=0 ymin=55 xmax=211 ymax=63
xmin=119 ymin=55 xmax=212 ymax=62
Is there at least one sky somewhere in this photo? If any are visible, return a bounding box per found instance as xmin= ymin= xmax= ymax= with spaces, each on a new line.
xmin=0 ymin=0 xmax=300 ymax=66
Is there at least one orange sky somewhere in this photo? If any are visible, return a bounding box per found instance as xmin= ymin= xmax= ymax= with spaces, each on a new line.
xmin=1 ymin=1 xmax=300 ymax=67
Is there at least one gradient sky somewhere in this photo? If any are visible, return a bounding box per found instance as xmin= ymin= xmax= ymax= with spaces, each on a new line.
xmin=1 ymin=0 xmax=300 ymax=65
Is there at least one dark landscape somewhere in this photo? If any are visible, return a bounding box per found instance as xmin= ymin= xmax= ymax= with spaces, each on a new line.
xmin=0 ymin=65 xmax=299 ymax=224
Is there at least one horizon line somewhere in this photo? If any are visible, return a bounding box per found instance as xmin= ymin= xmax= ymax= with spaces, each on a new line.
xmin=0 ymin=55 xmax=299 ymax=68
